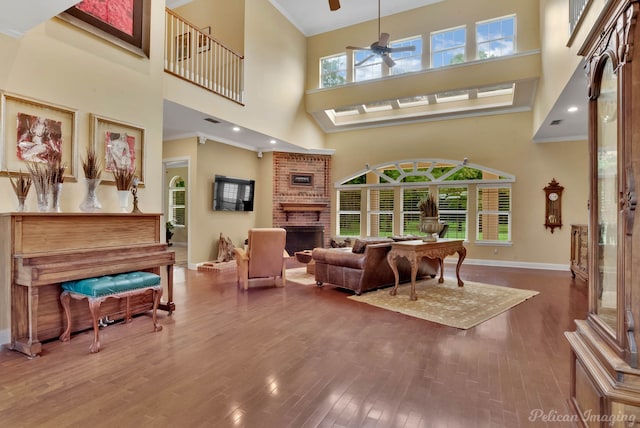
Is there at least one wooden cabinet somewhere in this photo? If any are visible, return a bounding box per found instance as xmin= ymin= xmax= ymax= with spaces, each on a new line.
xmin=570 ymin=224 xmax=588 ymax=282
xmin=565 ymin=0 xmax=640 ymax=423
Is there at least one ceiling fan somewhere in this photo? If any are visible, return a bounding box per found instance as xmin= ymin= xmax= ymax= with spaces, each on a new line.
xmin=329 ymin=0 xmax=340 ymax=11
xmin=343 ymin=0 xmax=415 ymax=68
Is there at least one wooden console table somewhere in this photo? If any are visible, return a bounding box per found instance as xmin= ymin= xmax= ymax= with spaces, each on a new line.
xmin=386 ymin=239 xmax=466 ymax=301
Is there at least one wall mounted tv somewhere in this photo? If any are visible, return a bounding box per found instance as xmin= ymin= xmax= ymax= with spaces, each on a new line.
xmin=213 ymin=175 xmax=255 ymax=212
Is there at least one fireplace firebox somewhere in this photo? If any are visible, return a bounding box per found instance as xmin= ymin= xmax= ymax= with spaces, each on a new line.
xmin=285 ymin=226 xmax=324 ymax=255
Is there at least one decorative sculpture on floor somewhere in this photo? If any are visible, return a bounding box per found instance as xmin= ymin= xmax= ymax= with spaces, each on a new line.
xmin=216 ymin=233 xmax=235 ymax=262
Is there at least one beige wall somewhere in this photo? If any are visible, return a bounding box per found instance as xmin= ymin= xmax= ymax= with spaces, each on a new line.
xmin=326 ymin=111 xmax=589 ymax=265
xmin=174 ymin=0 xmax=245 ymax=55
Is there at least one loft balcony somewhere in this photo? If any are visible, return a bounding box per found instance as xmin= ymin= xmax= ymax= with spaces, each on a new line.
xmin=164 ymin=8 xmax=244 ymax=105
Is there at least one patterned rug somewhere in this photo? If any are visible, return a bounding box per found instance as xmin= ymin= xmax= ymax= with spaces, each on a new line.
xmin=348 ymin=278 xmax=539 ymax=329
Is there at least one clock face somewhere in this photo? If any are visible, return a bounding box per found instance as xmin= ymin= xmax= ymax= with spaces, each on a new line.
xmin=548 ymin=192 xmax=559 ymax=201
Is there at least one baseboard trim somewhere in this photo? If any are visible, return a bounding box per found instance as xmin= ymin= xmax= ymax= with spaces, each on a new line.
xmin=0 ymin=328 xmax=10 ymax=348
xmin=445 ymin=257 xmax=568 ymax=271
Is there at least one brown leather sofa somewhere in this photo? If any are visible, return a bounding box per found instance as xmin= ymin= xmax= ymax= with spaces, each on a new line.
xmin=312 ymin=238 xmax=440 ymax=295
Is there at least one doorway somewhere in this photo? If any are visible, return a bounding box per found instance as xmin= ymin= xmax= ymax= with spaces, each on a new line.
xmin=163 ymin=158 xmax=190 ymax=267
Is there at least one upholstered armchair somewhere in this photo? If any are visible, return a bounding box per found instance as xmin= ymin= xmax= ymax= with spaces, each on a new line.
xmin=233 ymin=228 xmax=288 ymax=290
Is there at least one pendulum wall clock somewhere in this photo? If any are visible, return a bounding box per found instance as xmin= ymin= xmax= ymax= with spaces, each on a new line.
xmin=543 ymin=178 xmax=563 ymax=233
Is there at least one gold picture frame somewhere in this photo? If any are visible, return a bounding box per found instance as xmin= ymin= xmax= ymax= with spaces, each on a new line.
xmin=0 ymin=91 xmax=77 ymax=179
xmin=90 ymin=114 xmax=145 ymax=186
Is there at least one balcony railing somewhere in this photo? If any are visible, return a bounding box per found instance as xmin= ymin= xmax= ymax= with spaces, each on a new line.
xmin=165 ymin=9 xmax=244 ymax=105
xmin=569 ymin=0 xmax=590 ymax=34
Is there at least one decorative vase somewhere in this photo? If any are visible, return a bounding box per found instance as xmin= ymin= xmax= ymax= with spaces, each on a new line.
xmin=35 ymin=188 xmax=49 ymax=212
xmin=117 ymin=190 xmax=130 ymax=212
xmin=419 ymin=215 xmax=444 ymax=238
xmin=80 ymin=178 xmax=102 ymax=212
xmin=50 ymin=183 xmax=63 ymax=212
xmin=16 ymin=196 xmax=26 ymax=212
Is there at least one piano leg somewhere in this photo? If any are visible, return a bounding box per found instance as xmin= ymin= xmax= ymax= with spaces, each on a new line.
xmin=158 ymin=264 xmax=175 ymax=315
xmin=11 ymin=284 xmax=42 ymax=358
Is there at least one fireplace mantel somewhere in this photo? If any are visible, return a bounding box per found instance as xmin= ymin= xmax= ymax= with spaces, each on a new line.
xmin=280 ymin=202 xmax=327 ymax=221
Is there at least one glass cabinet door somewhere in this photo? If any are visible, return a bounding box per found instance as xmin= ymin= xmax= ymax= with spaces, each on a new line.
xmin=595 ymin=57 xmax=618 ymax=334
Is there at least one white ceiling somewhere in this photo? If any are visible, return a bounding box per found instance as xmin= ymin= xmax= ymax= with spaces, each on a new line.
xmin=269 ymin=0 xmax=445 ymax=36
xmin=0 ymin=0 xmax=80 ymax=38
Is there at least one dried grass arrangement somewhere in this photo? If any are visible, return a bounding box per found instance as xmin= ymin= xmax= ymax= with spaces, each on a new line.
xmin=25 ymin=161 xmax=53 ymax=211
xmin=81 ymin=147 xmax=102 ymax=180
xmin=418 ymin=194 xmax=439 ymax=218
xmin=113 ymin=166 xmax=136 ymax=191
xmin=8 ymin=171 xmax=32 ymax=198
xmin=47 ymin=151 xmax=66 ymax=184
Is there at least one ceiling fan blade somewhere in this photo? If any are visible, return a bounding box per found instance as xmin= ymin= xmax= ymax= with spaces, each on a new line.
xmin=329 ymin=0 xmax=340 ymax=11
xmin=382 ymin=54 xmax=396 ymax=67
xmin=388 ymin=46 xmax=416 ymax=53
xmin=355 ymin=54 xmax=376 ymax=66
xmin=378 ymin=32 xmax=390 ymax=46
xmin=346 ymin=46 xmax=371 ymax=51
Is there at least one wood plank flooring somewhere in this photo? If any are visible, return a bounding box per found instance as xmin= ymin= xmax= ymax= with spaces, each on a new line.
xmin=0 ymin=263 xmax=587 ymax=427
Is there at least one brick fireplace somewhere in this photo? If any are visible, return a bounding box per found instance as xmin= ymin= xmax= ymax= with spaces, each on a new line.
xmin=273 ymin=152 xmax=331 ymax=250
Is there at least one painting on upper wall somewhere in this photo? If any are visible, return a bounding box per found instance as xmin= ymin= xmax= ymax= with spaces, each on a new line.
xmin=0 ymin=92 xmax=77 ymax=180
xmin=59 ymin=0 xmax=150 ymax=57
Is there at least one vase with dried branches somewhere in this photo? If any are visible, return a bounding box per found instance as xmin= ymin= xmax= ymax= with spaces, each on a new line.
xmin=47 ymin=151 xmax=66 ymax=212
xmin=418 ymin=194 xmax=444 ymax=240
xmin=79 ymin=147 xmax=103 ymax=212
xmin=113 ymin=166 xmax=136 ymax=212
xmin=25 ymin=161 xmax=53 ymax=212
xmin=8 ymin=171 xmax=32 ymax=212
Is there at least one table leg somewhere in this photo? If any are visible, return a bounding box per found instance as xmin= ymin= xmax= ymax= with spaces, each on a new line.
xmin=409 ymin=255 xmax=418 ymax=301
xmin=438 ymin=258 xmax=444 ymax=283
xmin=387 ymin=251 xmax=401 ymax=296
xmin=456 ymin=247 xmax=467 ymax=287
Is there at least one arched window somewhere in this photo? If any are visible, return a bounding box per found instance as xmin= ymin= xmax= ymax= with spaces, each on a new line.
xmin=336 ymin=159 xmax=514 ymax=244
xmin=168 ymin=176 xmax=186 ymax=227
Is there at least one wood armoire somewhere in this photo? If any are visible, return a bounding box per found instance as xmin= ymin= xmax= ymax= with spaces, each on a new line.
xmin=564 ymin=0 xmax=640 ymax=424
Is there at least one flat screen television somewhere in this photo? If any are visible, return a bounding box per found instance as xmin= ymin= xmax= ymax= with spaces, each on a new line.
xmin=213 ymin=175 xmax=255 ymax=211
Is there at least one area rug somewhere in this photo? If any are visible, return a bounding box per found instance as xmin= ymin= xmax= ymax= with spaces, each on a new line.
xmin=286 ymin=267 xmax=317 ymax=285
xmin=348 ymin=278 xmax=539 ymax=329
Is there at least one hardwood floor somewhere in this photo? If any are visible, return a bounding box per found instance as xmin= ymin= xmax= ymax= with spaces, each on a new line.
xmin=0 ymin=264 xmax=587 ymax=427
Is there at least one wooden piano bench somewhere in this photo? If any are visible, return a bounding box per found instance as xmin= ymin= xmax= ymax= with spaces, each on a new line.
xmin=59 ymin=272 xmax=163 ymax=353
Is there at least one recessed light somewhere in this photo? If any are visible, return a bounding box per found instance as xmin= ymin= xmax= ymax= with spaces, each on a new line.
xmin=232 ymin=126 xmax=240 ymax=132
xmin=567 ymin=106 xmax=578 ymax=113
xmin=270 ymin=139 xmax=277 ymax=144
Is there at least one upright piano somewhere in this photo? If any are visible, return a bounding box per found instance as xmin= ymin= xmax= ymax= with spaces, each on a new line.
xmin=0 ymin=213 xmax=175 ymax=357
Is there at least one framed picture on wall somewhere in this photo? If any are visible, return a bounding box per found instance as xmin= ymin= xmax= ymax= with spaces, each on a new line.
xmin=176 ymin=33 xmax=191 ymax=61
xmin=90 ymin=113 xmax=145 ymax=186
xmin=59 ymin=0 xmax=151 ymax=57
xmin=0 ymin=92 xmax=77 ymax=179
xmin=198 ymin=26 xmax=211 ymax=54
xmin=290 ymin=173 xmax=313 ymax=187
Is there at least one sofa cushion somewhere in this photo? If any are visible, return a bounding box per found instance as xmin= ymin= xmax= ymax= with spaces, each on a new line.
xmin=351 ymin=237 xmax=393 ymax=253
